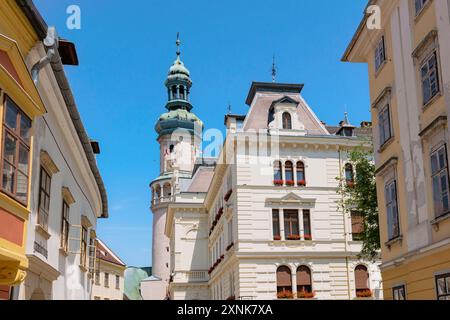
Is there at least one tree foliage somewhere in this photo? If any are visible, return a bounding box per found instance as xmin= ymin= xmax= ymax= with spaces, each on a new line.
xmin=337 ymin=148 xmax=380 ymax=261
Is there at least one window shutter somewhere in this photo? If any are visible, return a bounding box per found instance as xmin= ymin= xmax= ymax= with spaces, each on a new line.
xmin=355 ymin=266 xmax=369 ymax=289
xmin=68 ymin=224 xmax=82 ymax=254
xmin=276 ymin=267 xmax=292 ymax=287
xmin=296 ymin=266 xmax=312 ymax=286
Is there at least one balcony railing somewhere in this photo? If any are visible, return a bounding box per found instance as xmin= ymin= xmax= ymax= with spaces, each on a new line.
xmin=174 ymin=270 xmax=209 ymax=283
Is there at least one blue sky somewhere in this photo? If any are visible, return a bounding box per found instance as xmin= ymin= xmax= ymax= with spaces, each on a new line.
xmin=34 ymin=0 xmax=368 ymax=267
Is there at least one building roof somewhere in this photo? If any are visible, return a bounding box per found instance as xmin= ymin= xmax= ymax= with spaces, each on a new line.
xmin=96 ymin=239 xmax=126 ymax=267
xmin=187 ymin=166 xmax=215 ymax=193
xmin=245 ymin=82 xmax=304 ymax=106
xmin=326 ymin=125 xmax=372 ymax=138
xmin=16 ymin=0 xmax=108 ymax=218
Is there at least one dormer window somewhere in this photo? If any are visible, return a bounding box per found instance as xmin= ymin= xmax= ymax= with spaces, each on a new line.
xmin=282 ymin=112 xmax=292 ymax=129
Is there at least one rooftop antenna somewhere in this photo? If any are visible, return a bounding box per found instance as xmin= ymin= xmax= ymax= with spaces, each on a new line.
xmin=227 ymin=103 xmax=232 ymax=115
xmin=271 ymin=55 xmax=277 ymax=83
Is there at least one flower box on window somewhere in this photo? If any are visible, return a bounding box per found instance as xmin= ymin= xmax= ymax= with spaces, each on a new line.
xmin=273 ymin=180 xmax=284 ymax=186
xmin=277 ymin=290 xmax=294 ymax=299
xmin=224 ymin=189 xmax=233 ymax=202
xmin=286 ymin=180 xmax=295 ymax=186
xmin=273 ymin=235 xmax=282 ymax=241
xmin=287 ymin=235 xmax=301 ymax=240
xmin=356 ymin=289 xmax=372 ymax=298
xmin=303 ymin=234 xmax=312 ymax=241
xmin=297 ymin=291 xmax=315 ymax=299
xmin=226 ymin=295 xmax=236 ymax=301
xmin=298 ymin=180 xmax=306 ymax=187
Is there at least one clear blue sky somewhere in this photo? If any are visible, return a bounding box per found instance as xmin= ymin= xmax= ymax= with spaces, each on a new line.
xmin=34 ymin=0 xmax=369 ymax=267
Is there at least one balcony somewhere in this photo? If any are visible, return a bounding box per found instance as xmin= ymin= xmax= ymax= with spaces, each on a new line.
xmin=173 ymin=270 xmax=209 ymax=283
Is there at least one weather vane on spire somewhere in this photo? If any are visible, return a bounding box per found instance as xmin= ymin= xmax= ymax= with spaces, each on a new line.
xmin=176 ymin=32 xmax=181 ymax=58
xmin=272 ymin=55 xmax=277 ymax=83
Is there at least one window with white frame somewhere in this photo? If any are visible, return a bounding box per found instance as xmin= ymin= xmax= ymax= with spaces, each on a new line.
xmin=378 ymin=104 xmax=392 ymax=146
xmin=375 ymin=36 xmax=386 ymax=72
xmin=431 ymin=145 xmax=450 ymax=218
xmin=436 ymin=273 xmax=450 ymax=300
xmin=385 ymin=180 xmax=400 ymax=240
xmin=421 ymin=52 xmax=440 ymax=105
xmin=393 ymin=285 xmax=406 ymax=300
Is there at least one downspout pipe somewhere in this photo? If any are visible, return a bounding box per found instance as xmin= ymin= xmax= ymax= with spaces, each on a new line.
xmin=31 ymin=26 xmax=58 ymax=85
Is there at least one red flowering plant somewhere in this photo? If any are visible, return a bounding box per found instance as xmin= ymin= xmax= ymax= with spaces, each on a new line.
xmin=298 ymin=180 xmax=306 ymax=187
xmin=346 ymin=180 xmax=355 ymax=188
xmin=303 ymin=234 xmax=312 ymax=241
xmin=224 ymin=189 xmax=233 ymax=202
xmin=297 ymin=291 xmax=316 ymax=299
xmin=277 ymin=290 xmax=294 ymax=299
xmin=287 ymin=234 xmax=301 ymax=240
xmin=218 ymin=207 xmax=224 ymax=215
xmin=286 ymin=180 xmax=295 ymax=186
xmin=226 ymin=242 xmax=234 ymax=251
xmin=273 ymin=235 xmax=282 ymax=241
xmin=356 ymin=289 xmax=372 ymax=298
xmin=273 ymin=180 xmax=284 ymax=186
xmin=220 ymin=254 xmax=225 ymax=261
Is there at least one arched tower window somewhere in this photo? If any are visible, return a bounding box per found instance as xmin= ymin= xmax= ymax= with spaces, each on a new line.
xmin=273 ymin=161 xmax=283 ymax=184
xmin=296 ymin=161 xmax=306 ymax=185
xmin=282 ymin=112 xmax=292 ymax=129
xmin=285 ymin=161 xmax=294 ymax=184
xmin=163 ymin=183 xmax=172 ymax=199
xmin=345 ymin=163 xmax=354 ymax=184
xmin=296 ymin=266 xmax=312 ymax=295
xmin=276 ymin=266 xmax=292 ymax=296
xmin=171 ymin=85 xmax=177 ymax=99
xmin=155 ymin=185 xmax=161 ymax=201
xmin=179 ymin=85 xmax=185 ymax=100
xmin=355 ymin=265 xmax=370 ymax=297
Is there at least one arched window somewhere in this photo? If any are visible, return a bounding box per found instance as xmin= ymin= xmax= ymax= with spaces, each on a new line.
xmin=171 ymin=85 xmax=177 ymax=99
xmin=282 ymin=112 xmax=292 ymax=129
xmin=268 ymin=107 xmax=275 ymax=125
xmin=179 ymin=86 xmax=185 ymax=100
xmin=276 ymin=266 xmax=292 ymax=295
xmin=345 ymin=163 xmax=354 ymax=183
xmin=155 ymin=185 xmax=161 ymax=200
xmin=274 ymin=161 xmax=283 ymax=184
xmin=296 ymin=161 xmax=305 ymax=185
xmin=355 ymin=265 xmax=370 ymax=297
xmin=285 ymin=161 xmax=294 ymax=185
xmin=296 ymin=266 xmax=312 ymax=295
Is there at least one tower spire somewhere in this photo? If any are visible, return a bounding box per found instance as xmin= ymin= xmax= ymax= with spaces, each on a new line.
xmin=272 ymin=55 xmax=277 ymax=83
xmin=176 ymin=32 xmax=181 ymax=58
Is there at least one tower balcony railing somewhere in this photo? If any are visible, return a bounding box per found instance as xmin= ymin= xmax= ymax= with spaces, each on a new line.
xmin=173 ymin=270 xmax=209 ymax=283
xmin=152 ymin=196 xmax=174 ymax=206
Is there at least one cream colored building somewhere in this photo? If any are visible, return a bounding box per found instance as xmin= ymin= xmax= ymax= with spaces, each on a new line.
xmin=9 ymin=1 xmax=108 ymax=300
xmin=343 ymin=0 xmax=450 ymax=300
xmin=91 ymin=239 xmax=126 ymax=300
xmin=146 ymin=38 xmax=383 ymax=300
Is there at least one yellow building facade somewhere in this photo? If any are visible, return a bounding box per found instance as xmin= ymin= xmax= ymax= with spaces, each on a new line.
xmin=343 ymin=0 xmax=450 ymax=300
xmin=0 ymin=0 xmax=45 ymax=295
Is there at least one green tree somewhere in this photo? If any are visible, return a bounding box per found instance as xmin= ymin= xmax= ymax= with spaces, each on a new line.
xmin=337 ymin=148 xmax=380 ymax=261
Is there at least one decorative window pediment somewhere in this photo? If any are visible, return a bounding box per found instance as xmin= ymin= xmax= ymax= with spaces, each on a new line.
xmin=271 ymin=96 xmax=299 ymax=108
xmin=266 ymin=192 xmax=315 ymax=206
xmin=62 ymin=186 xmax=76 ymax=205
xmin=40 ymin=150 xmax=60 ymax=176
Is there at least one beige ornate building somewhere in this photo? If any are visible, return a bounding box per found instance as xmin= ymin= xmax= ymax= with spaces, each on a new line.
xmin=343 ymin=0 xmax=450 ymax=300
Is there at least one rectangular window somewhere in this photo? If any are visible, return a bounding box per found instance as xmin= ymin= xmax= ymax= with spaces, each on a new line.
xmin=95 ymin=270 xmax=100 ymax=285
xmin=303 ymin=210 xmax=312 ymax=240
xmin=1 ymin=96 xmax=31 ymax=205
xmin=284 ymin=210 xmax=299 ymax=240
xmin=421 ymin=52 xmax=440 ymax=105
xmin=385 ymin=180 xmax=400 ymax=241
xmin=80 ymin=226 xmax=88 ymax=267
xmin=272 ymin=210 xmax=280 ymax=239
xmin=60 ymin=200 xmax=70 ymax=252
xmin=431 ymin=145 xmax=450 ymax=218
xmin=436 ymin=273 xmax=450 ymax=300
xmin=378 ymin=104 xmax=392 ymax=146
xmin=375 ymin=36 xmax=386 ymax=72
xmin=415 ymin=0 xmax=429 ymax=15
xmin=116 ymin=275 xmax=120 ymax=290
xmin=393 ymin=285 xmax=406 ymax=300
xmin=351 ymin=211 xmax=364 ymax=241
xmin=37 ymin=167 xmax=51 ymax=231
xmin=104 ymin=273 xmax=109 ymax=288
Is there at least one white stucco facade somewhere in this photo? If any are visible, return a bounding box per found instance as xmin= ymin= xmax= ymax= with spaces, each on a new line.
xmin=13 ymin=43 xmax=105 ymax=300
xmin=160 ymin=82 xmax=383 ymax=300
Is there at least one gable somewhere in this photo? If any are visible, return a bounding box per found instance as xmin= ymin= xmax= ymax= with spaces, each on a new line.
xmin=266 ymin=192 xmax=316 ymax=206
xmin=0 ymin=33 xmax=45 ymax=118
